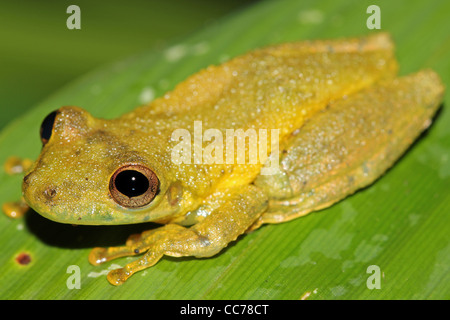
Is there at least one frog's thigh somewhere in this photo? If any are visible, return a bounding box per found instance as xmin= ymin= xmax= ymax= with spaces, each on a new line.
xmin=253 ymin=70 xmax=442 ymax=229
xmin=90 ymin=184 xmax=268 ymax=285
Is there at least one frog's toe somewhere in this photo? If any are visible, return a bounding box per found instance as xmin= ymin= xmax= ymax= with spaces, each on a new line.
xmin=107 ymin=267 xmax=129 ymax=286
xmin=88 ymin=245 xmax=141 ymax=266
xmin=4 ymin=156 xmax=33 ymax=175
xmin=88 ymin=247 xmax=108 ymax=265
xmin=125 ymin=233 xmax=143 ymax=246
xmin=2 ymin=198 xmax=29 ymax=219
xmin=107 ymin=250 xmax=164 ymax=285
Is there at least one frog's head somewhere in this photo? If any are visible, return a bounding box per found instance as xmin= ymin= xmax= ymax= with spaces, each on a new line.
xmin=22 ymin=106 xmax=196 ymax=225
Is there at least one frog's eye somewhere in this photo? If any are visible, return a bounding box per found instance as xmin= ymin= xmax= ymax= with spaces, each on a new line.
xmin=109 ymin=164 xmax=159 ymax=208
xmin=40 ymin=110 xmax=58 ymax=145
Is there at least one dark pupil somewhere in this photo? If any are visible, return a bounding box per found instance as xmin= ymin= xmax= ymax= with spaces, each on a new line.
xmin=115 ymin=170 xmax=150 ymax=198
xmin=40 ymin=111 xmax=57 ymax=144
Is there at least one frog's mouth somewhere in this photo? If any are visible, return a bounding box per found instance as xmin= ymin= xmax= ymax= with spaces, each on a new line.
xmin=22 ymin=168 xmax=194 ymax=226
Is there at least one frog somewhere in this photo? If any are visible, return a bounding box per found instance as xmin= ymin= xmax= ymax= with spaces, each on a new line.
xmin=7 ymin=33 xmax=444 ymax=285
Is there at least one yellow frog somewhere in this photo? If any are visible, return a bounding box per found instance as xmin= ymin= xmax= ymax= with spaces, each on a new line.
xmin=6 ymin=33 xmax=444 ymax=285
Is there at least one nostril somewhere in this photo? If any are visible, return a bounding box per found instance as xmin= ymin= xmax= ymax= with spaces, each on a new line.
xmin=44 ymin=187 xmax=57 ymax=199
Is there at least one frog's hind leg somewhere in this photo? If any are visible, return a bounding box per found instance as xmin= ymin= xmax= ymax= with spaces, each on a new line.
xmin=251 ymin=70 xmax=444 ymax=231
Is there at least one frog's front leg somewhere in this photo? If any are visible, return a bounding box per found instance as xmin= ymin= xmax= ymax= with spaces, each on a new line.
xmin=89 ymin=185 xmax=268 ymax=285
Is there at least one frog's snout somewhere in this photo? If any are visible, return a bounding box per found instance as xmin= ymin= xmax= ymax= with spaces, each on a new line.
xmin=22 ymin=170 xmax=59 ymax=207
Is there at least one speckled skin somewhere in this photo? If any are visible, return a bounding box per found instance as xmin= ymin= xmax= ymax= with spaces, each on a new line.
xmin=19 ymin=33 xmax=443 ymax=285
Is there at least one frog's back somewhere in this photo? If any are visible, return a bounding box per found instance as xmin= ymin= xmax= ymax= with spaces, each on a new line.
xmin=126 ymin=33 xmax=397 ymax=138
xmin=117 ymin=33 xmax=399 ymax=196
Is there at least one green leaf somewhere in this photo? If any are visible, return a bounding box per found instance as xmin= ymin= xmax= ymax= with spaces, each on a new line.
xmin=0 ymin=0 xmax=449 ymax=299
